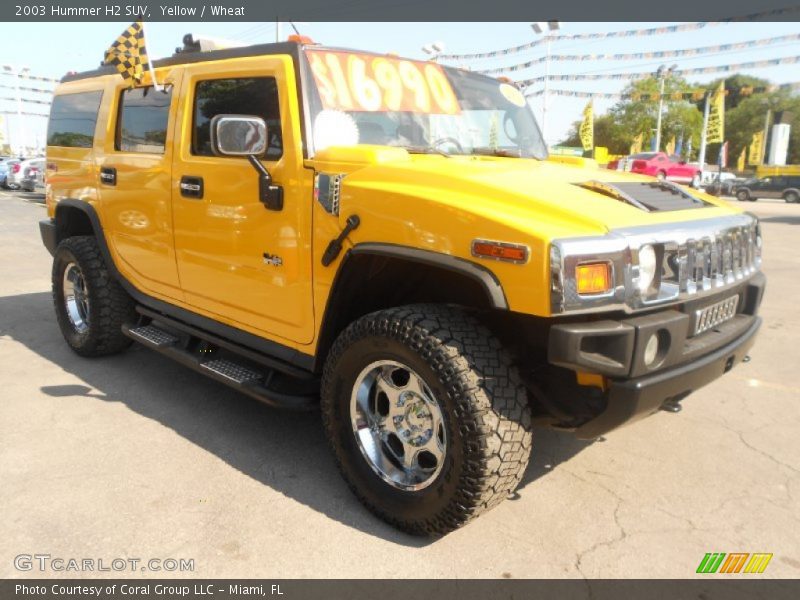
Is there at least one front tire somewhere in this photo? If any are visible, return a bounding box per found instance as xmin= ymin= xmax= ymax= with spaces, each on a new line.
xmin=784 ymin=191 xmax=799 ymax=204
xmin=656 ymin=171 xmax=666 ymax=181
xmin=736 ymin=189 xmax=751 ymax=202
xmin=321 ymin=305 xmax=533 ymax=535
xmin=52 ymin=236 xmax=136 ymax=357
xmin=691 ymin=173 xmax=701 ymax=188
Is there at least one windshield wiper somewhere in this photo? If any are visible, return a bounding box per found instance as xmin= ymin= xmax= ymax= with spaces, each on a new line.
xmin=471 ymin=147 xmax=523 ymax=158
xmin=404 ymin=145 xmax=452 ymax=158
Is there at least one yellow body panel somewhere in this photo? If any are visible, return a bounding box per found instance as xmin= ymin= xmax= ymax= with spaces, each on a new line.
xmin=47 ymin=50 xmax=746 ymax=362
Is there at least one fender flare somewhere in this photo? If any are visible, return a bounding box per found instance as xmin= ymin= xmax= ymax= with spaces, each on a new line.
xmin=348 ymin=242 xmax=508 ymax=310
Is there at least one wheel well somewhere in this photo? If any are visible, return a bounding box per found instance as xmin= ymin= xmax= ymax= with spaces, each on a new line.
xmin=314 ymin=252 xmax=499 ymax=371
xmin=55 ymin=204 xmax=94 ymax=242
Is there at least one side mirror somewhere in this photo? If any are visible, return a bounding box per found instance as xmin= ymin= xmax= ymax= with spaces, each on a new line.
xmin=211 ymin=114 xmax=268 ymax=156
xmin=210 ymin=114 xmax=283 ymax=211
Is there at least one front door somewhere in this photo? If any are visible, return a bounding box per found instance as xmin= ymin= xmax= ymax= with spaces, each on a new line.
xmin=171 ymin=56 xmax=314 ymax=345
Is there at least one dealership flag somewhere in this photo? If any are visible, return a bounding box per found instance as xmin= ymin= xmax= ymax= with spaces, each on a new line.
xmin=666 ymin=136 xmax=676 ymax=156
xmin=104 ymin=21 xmax=157 ymax=88
xmin=748 ymin=131 xmax=764 ymax=166
xmin=718 ymin=140 xmax=728 ymax=167
xmin=737 ymin=146 xmax=746 ymax=171
xmin=707 ymin=82 xmax=725 ymax=143
xmin=579 ymin=100 xmax=594 ymax=151
xmin=630 ymin=132 xmax=643 ymax=154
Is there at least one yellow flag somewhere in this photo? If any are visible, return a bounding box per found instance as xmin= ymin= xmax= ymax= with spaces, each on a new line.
xmin=579 ymin=100 xmax=593 ymax=151
xmin=748 ymin=131 xmax=764 ymax=166
xmin=630 ymin=132 xmax=643 ymax=154
xmin=737 ymin=146 xmax=746 ymax=172
xmin=665 ymin=136 xmax=676 ymax=156
xmin=707 ymin=82 xmax=725 ymax=143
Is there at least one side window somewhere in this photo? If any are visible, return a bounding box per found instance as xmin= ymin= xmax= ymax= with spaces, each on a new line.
xmin=116 ymin=86 xmax=172 ymax=153
xmin=192 ymin=77 xmax=283 ymax=160
xmin=47 ymin=91 xmax=103 ymax=148
xmin=772 ymin=177 xmax=786 ymax=188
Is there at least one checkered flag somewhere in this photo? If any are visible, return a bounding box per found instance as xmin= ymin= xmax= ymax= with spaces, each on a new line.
xmin=104 ymin=21 xmax=150 ymax=86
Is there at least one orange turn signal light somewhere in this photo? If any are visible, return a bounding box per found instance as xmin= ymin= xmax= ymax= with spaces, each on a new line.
xmin=472 ymin=240 xmax=528 ymax=263
xmin=575 ymin=262 xmax=612 ymax=295
xmin=288 ymin=35 xmax=315 ymax=45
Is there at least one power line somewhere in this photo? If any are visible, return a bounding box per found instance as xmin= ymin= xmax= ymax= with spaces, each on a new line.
xmin=479 ymin=33 xmax=800 ymax=75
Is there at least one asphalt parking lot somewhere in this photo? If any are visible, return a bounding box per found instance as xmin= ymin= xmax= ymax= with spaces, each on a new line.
xmin=1 ymin=188 xmax=798 ymax=579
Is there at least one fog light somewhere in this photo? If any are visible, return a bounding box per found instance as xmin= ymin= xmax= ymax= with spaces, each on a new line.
xmin=643 ymin=333 xmax=659 ymax=366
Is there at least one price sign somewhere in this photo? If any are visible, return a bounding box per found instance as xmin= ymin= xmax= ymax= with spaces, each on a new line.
xmin=305 ymin=50 xmax=461 ymax=115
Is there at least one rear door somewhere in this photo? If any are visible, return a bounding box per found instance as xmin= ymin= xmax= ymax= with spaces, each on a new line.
xmin=96 ymin=68 xmax=184 ymax=300
xmin=171 ymin=56 xmax=315 ymax=345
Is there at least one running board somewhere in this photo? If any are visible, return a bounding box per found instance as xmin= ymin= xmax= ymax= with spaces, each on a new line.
xmin=122 ymin=323 xmax=317 ymax=411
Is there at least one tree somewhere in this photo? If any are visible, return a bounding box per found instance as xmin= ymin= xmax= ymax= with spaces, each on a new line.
xmin=559 ymin=75 xmax=704 ymax=158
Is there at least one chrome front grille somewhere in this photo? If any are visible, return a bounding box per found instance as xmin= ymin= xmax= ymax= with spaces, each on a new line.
xmin=663 ymin=221 xmax=761 ymax=296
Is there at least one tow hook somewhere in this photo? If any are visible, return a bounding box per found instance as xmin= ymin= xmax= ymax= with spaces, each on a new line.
xmin=661 ymin=398 xmax=682 ymax=413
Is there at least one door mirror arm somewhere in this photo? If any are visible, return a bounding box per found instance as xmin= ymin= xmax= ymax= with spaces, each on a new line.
xmin=247 ymin=154 xmax=284 ymax=211
xmin=211 ymin=113 xmax=283 ymax=211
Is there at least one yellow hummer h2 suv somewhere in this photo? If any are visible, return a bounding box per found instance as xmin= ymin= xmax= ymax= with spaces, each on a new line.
xmin=40 ymin=37 xmax=765 ymax=535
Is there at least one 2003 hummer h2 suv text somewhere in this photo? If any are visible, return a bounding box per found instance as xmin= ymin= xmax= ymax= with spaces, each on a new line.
xmin=40 ymin=36 xmax=765 ymax=535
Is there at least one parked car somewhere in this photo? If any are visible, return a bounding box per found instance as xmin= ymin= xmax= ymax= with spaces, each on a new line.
xmin=612 ymin=152 xmax=702 ymax=187
xmin=733 ymin=175 xmax=800 ymax=203
xmin=0 ymin=157 xmax=21 ymax=188
xmin=7 ymin=157 xmax=43 ymax=190
xmin=20 ymin=158 xmax=45 ymax=192
xmin=703 ymin=173 xmax=742 ymax=196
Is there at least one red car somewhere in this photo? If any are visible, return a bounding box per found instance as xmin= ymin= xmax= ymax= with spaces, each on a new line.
xmin=607 ymin=152 xmax=702 ymax=187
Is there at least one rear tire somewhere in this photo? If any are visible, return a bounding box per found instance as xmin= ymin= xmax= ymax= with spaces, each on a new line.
xmin=52 ymin=236 xmax=136 ymax=357
xmin=691 ymin=173 xmax=701 ymax=188
xmin=321 ymin=304 xmax=533 ymax=535
xmin=784 ymin=191 xmax=799 ymax=204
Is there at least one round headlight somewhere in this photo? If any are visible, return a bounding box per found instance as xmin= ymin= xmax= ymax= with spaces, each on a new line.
xmin=637 ymin=244 xmax=657 ymax=293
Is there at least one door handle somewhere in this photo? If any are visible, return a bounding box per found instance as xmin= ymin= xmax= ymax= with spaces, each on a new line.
xmin=180 ymin=176 xmax=204 ymax=199
xmin=100 ymin=167 xmax=116 ymax=186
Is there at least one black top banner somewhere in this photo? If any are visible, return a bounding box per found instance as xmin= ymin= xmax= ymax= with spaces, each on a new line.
xmin=2 ymin=0 xmax=800 ymax=22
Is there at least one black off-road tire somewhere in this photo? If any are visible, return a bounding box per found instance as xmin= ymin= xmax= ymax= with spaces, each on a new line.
xmin=52 ymin=235 xmax=136 ymax=357
xmin=321 ymin=304 xmax=533 ymax=535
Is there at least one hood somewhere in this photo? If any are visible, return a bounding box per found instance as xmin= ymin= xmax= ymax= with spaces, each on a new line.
xmin=317 ymin=146 xmax=741 ymax=240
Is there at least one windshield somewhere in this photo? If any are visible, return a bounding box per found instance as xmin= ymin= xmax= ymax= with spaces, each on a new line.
xmin=304 ymin=49 xmax=547 ymax=159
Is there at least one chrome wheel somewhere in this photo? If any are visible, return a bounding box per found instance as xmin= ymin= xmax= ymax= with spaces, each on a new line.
xmin=350 ymin=360 xmax=446 ymax=491
xmin=62 ymin=262 xmax=90 ymax=333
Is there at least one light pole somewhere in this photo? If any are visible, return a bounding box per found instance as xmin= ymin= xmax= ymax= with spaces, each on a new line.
xmin=422 ymin=41 xmax=445 ymax=61
xmin=531 ymin=21 xmax=560 ymax=146
xmin=654 ymin=64 xmax=676 ymax=153
xmin=3 ymin=64 xmax=31 ymax=156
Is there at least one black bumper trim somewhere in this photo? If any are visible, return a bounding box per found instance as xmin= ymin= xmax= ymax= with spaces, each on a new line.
xmin=39 ymin=219 xmax=57 ymax=256
xmin=574 ymin=316 xmax=761 ymax=439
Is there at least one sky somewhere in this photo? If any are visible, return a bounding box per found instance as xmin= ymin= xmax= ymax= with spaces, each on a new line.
xmin=1 ymin=20 xmax=798 ymax=152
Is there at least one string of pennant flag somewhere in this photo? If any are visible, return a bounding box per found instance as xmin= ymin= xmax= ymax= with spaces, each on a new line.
xmin=525 ymin=82 xmax=800 ymax=100
xmin=478 ymin=33 xmax=800 ymax=75
xmin=516 ymin=55 xmax=800 ymax=86
xmin=437 ymin=7 xmax=800 ymax=60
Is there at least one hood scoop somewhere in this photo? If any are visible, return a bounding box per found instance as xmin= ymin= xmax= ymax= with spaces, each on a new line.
xmin=577 ymin=180 xmax=711 ymax=212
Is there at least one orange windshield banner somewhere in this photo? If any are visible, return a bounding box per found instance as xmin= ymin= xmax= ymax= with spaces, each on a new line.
xmin=306 ymin=50 xmax=461 ymax=115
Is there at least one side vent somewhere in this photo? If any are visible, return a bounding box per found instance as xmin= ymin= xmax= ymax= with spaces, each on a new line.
xmin=314 ymin=173 xmax=344 ymax=216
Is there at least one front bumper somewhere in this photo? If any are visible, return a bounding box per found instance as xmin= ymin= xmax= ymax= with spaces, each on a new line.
xmin=548 ymin=272 xmax=765 ymax=439
xmin=39 ymin=218 xmax=57 ymax=256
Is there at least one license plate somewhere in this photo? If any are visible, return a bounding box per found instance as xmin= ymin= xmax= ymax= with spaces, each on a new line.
xmin=694 ymin=295 xmax=739 ymax=336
